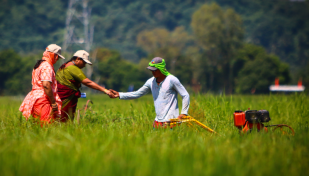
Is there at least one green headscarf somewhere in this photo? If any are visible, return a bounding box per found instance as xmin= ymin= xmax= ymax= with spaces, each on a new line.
xmin=148 ymin=59 xmax=172 ymax=76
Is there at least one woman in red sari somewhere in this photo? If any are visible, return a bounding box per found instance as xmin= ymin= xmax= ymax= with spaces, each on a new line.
xmin=19 ymin=44 xmax=65 ymax=124
xmin=56 ymin=50 xmax=113 ymax=122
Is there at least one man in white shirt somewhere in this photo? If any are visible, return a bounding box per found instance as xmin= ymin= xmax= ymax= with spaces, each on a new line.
xmin=110 ymin=57 xmax=190 ymax=128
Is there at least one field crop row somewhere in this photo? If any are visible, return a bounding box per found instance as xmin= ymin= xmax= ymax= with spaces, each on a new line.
xmin=0 ymin=94 xmax=308 ymax=176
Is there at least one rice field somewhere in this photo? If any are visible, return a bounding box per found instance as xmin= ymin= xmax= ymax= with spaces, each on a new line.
xmin=0 ymin=93 xmax=308 ymax=176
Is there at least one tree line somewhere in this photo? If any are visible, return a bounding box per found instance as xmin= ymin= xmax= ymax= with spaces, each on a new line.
xmin=1 ymin=0 xmax=308 ymax=69
xmin=1 ymin=2 xmax=300 ymax=95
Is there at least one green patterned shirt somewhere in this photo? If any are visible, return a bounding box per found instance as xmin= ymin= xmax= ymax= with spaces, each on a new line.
xmin=56 ymin=65 xmax=87 ymax=91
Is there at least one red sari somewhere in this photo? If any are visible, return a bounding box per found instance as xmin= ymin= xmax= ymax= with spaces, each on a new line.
xmin=57 ymin=80 xmax=81 ymax=122
xmin=19 ymin=51 xmax=62 ymax=123
xmin=56 ymin=64 xmax=86 ymax=122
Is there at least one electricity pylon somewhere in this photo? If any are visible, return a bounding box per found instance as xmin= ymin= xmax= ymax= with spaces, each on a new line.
xmin=63 ymin=0 xmax=94 ymax=78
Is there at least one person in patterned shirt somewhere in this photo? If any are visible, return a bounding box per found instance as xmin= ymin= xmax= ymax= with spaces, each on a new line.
xmin=19 ymin=44 xmax=65 ymax=124
xmin=56 ymin=50 xmax=114 ymax=122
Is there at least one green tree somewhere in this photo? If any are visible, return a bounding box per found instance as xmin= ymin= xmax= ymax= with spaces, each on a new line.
xmin=298 ymin=63 xmax=309 ymax=93
xmin=191 ymin=3 xmax=244 ymax=94
xmin=235 ymin=44 xmax=290 ymax=94
xmin=216 ymin=0 xmax=309 ymax=83
xmin=94 ymin=48 xmax=148 ymax=92
xmin=137 ymin=27 xmax=194 ymax=73
xmin=0 ymin=49 xmax=21 ymax=94
xmin=137 ymin=26 xmax=194 ymax=85
xmin=0 ymin=49 xmax=34 ymax=95
xmin=0 ymin=0 xmax=66 ymax=53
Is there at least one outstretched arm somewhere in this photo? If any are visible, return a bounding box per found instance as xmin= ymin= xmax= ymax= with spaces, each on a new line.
xmin=109 ymin=79 xmax=152 ymax=99
xmin=117 ymin=85 xmax=150 ymax=100
xmin=81 ymin=78 xmax=113 ymax=97
xmin=172 ymin=77 xmax=190 ymax=118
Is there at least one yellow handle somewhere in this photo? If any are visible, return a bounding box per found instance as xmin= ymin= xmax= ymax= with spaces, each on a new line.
xmin=169 ymin=116 xmax=218 ymax=134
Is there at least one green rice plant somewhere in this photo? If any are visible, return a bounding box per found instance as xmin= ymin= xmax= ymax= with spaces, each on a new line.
xmin=0 ymin=94 xmax=308 ymax=176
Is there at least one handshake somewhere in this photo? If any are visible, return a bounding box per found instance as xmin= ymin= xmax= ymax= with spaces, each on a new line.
xmin=105 ymin=89 xmax=120 ymax=99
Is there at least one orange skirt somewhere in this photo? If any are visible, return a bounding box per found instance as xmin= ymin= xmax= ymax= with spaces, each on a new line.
xmin=31 ymin=97 xmax=58 ymax=123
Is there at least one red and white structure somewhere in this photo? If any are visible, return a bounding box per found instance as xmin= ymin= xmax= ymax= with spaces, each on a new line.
xmin=269 ymin=78 xmax=305 ymax=92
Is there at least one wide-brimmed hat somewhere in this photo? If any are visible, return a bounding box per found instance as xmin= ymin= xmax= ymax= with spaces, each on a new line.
xmin=46 ymin=44 xmax=65 ymax=59
xmin=73 ymin=50 xmax=92 ymax=65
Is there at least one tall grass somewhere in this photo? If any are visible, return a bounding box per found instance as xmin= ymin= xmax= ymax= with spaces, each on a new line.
xmin=0 ymin=94 xmax=308 ymax=176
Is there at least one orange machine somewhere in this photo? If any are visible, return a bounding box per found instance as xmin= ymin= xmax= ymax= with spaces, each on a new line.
xmin=234 ymin=109 xmax=269 ymax=133
xmin=233 ymin=110 xmax=246 ymax=127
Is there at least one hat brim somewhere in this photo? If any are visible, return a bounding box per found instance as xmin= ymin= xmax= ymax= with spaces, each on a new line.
xmin=82 ymin=58 xmax=92 ymax=65
xmin=147 ymin=66 xmax=158 ymax=71
xmin=58 ymin=54 xmax=65 ymax=59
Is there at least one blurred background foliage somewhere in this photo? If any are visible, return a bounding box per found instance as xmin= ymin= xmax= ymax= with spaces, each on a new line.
xmin=0 ymin=0 xmax=308 ymax=95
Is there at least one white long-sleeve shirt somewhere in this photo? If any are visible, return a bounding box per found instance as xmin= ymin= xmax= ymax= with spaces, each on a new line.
xmin=119 ymin=75 xmax=190 ymax=122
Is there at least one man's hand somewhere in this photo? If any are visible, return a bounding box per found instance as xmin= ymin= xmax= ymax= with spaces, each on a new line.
xmin=177 ymin=114 xmax=187 ymax=119
xmin=109 ymin=89 xmax=119 ymax=98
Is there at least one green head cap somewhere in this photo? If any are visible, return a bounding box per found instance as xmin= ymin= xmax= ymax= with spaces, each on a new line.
xmin=147 ymin=57 xmax=171 ymax=76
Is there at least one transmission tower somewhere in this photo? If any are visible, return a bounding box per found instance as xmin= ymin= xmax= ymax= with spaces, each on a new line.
xmin=63 ymin=0 xmax=95 ymax=78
